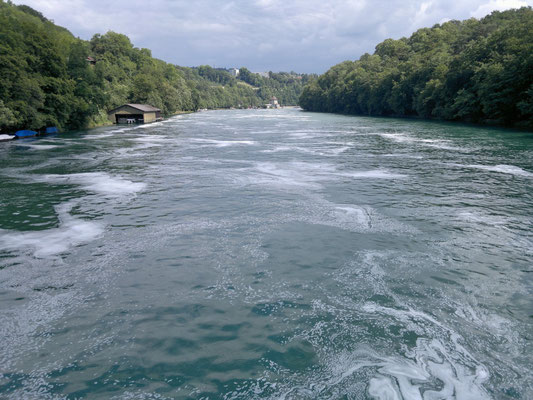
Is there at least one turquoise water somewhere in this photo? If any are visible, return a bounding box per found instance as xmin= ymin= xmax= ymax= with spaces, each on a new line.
xmin=0 ymin=109 xmax=532 ymax=399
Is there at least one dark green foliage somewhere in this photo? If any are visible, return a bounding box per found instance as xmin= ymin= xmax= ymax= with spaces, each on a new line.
xmin=299 ymin=7 xmax=533 ymax=129
xmin=89 ymin=31 xmax=197 ymax=116
xmin=0 ymin=1 xmax=311 ymax=133
xmin=181 ymin=65 xmax=264 ymax=109
xmin=238 ymin=67 xmax=317 ymax=106
xmin=181 ymin=66 xmax=315 ymax=109
xmin=0 ymin=0 xmax=76 ymax=132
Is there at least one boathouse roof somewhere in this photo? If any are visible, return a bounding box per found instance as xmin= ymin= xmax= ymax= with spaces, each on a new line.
xmin=108 ymin=104 xmax=161 ymax=114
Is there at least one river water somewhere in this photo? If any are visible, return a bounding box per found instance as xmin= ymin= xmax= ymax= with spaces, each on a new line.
xmin=0 ymin=109 xmax=532 ymax=399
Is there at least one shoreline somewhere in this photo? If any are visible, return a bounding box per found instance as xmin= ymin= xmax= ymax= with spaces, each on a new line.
xmin=300 ymin=109 xmax=533 ymax=133
xmin=2 ymin=107 xmax=305 ymax=141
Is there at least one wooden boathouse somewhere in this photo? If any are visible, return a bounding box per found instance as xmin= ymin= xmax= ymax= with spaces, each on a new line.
xmin=107 ymin=104 xmax=162 ymax=124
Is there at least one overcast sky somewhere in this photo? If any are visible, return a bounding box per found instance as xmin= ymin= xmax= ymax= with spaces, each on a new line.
xmin=12 ymin=0 xmax=532 ymax=73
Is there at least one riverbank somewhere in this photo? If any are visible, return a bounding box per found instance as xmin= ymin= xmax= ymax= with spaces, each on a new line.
xmin=301 ymin=109 xmax=533 ymax=133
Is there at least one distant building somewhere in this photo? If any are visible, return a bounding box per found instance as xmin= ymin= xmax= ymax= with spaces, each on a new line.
xmin=266 ymin=96 xmax=281 ymax=109
xmin=229 ymin=68 xmax=240 ymax=77
xmin=107 ymin=104 xmax=162 ymax=124
xmin=86 ymin=56 xmax=96 ymax=65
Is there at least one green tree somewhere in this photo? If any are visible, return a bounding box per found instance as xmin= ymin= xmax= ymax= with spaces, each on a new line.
xmin=300 ymin=7 xmax=533 ymax=129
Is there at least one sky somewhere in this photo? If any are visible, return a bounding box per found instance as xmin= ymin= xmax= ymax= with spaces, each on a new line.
xmin=11 ymin=0 xmax=532 ymax=73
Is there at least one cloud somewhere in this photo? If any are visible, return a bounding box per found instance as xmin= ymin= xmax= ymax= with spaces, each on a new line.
xmin=471 ymin=0 xmax=529 ymax=17
xmin=11 ymin=0 xmax=533 ymax=72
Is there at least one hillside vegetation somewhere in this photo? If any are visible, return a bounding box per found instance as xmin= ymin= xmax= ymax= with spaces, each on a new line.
xmin=300 ymin=8 xmax=533 ymax=128
xmin=0 ymin=1 xmax=313 ymax=133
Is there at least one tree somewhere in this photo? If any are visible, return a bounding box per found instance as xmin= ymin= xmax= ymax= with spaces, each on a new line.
xmin=300 ymin=7 xmax=533 ymax=129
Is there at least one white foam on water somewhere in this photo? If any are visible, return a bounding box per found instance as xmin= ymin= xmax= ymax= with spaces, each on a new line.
xmin=252 ymin=334 xmax=490 ymax=400
xmin=466 ymin=164 xmax=533 ymax=178
xmin=85 ymin=127 xmax=132 ymax=139
xmin=114 ymin=142 xmax=162 ymax=158
xmin=20 ymin=144 xmax=59 ymax=150
xmin=0 ymin=134 xmax=13 ymax=141
xmin=426 ymin=144 xmax=463 ymax=151
xmin=279 ymin=198 xmax=414 ymax=234
xmin=133 ymin=142 xmax=163 ymax=150
xmin=376 ymin=133 xmax=413 ymax=143
xmin=128 ymin=121 xmax=166 ymax=130
xmin=303 ymin=145 xmax=352 ymax=157
xmin=453 ymin=304 xmax=518 ymax=342
xmin=455 ymin=210 xmax=509 ymax=227
xmin=342 ymin=170 xmax=407 ymax=179
xmin=383 ymin=154 xmax=424 ymax=159
xmin=335 ymin=206 xmax=372 ymax=227
xmin=41 ymin=172 xmax=146 ymax=195
xmin=231 ymin=162 xmax=407 ymax=192
xmin=190 ymin=138 xmax=256 ymax=147
xmin=227 ymin=259 xmax=495 ymax=400
xmin=109 ymin=127 xmax=132 ymax=133
xmin=421 ymin=140 xmax=463 ymax=151
xmin=144 ymin=120 xmax=165 ymax=127
xmin=120 ymin=136 xmax=169 ymax=154
xmin=365 ymin=341 xmax=491 ymax=400
xmin=249 ymin=129 xmax=286 ymax=135
xmin=324 ymin=146 xmax=350 ymax=156
xmin=241 ymin=161 xmax=334 ymax=189
xmin=85 ymin=133 xmax=115 ymax=140
xmin=288 ymin=130 xmax=335 ymax=139
xmin=0 ymin=202 xmax=103 ymax=258
xmin=368 ymin=375 xmax=403 ymax=400
xmin=359 ymin=304 xmax=491 ymax=400
xmin=376 ymin=133 xmax=464 ymax=151
xmin=219 ymin=113 xmax=276 ymax=120
xmin=261 ymin=146 xmax=295 ymax=153
xmin=261 ymin=145 xmax=349 ymax=157
xmin=271 ymin=302 xmax=492 ymax=399
xmin=85 ymin=126 xmax=164 ymax=140
xmin=131 ymin=135 xmax=168 ymax=143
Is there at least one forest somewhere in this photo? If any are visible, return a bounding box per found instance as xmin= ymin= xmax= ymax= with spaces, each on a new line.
xmin=0 ymin=0 xmax=313 ymax=133
xmin=299 ymin=7 xmax=533 ymax=129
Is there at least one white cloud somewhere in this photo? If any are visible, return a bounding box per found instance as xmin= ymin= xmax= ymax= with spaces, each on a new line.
xmin=11 ymin=0 xmax=533 ymax=72
xmin=471 ymin=0 xmax=528 ymax=17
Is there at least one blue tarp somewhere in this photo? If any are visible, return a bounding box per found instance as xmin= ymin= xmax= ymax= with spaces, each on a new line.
xmin=15 ymin=130 xmax=38 ymax=138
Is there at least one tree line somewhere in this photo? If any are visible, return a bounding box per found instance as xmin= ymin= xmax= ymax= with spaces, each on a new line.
xmin=0 ymin=0 xmax=313 ymax=133
xmin=299 ymin=7 xmax=533 ymax=129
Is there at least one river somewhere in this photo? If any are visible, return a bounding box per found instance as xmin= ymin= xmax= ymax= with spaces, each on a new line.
xmin=0 ymin=108 xmax=532 ymax=399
